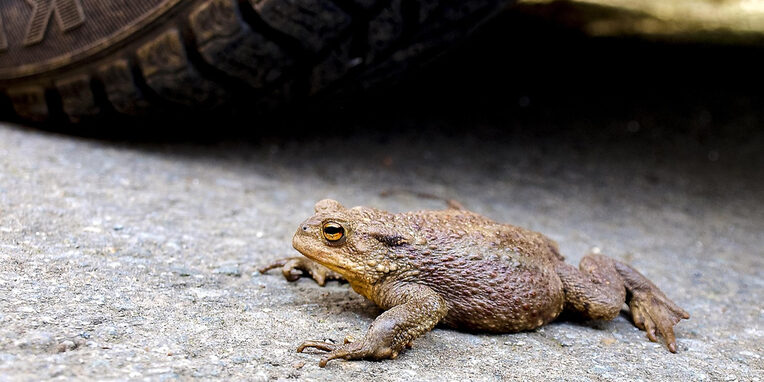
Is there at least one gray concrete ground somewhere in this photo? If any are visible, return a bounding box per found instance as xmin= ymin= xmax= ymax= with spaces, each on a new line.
xmin=0 ymin=111 xmax=762 ymax=381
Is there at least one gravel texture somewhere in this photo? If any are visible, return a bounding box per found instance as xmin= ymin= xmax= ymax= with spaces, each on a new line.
xmin=0 ymin=108 xmax=762 ymax=381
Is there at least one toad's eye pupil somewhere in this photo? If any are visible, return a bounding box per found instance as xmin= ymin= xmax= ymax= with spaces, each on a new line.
xmin=325 ymin=226 xmax=341 ymax=234
xmin=322 ymin=223 xmax=344 ymax=241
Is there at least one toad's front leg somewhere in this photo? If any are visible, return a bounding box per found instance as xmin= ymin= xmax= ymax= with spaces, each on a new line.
xmin=298 ymin=284 xmax=448 ymax=367
xmin=259 ymin=257 xmax=345 ymax=286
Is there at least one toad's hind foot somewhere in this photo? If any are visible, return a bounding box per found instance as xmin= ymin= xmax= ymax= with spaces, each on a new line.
xmin=617 ymin=262 xmax=690 ymax=353
xmin=259 ymin=257 xmax=345 ymax=286
xmin=630 ymin=291 xmax=690 ymax=352
xmin=556 ymin=254 xmax=690 ymax=353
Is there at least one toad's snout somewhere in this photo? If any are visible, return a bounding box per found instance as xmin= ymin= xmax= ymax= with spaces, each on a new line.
xmin=292 ymin=217 xmax=319 ymax=254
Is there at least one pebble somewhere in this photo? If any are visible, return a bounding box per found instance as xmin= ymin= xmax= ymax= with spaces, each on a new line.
xmin=102 ymin=326 xmax=119 ymax=337
xmin=213 ymin=264 xmax=241 ymax=277
xmin=559 ymin=339 xmax=573 ymax=347
xmin=172 ymin=268 xmax=195 ymax=277
xmin=57 ymin=340 xmax=76 ymax=353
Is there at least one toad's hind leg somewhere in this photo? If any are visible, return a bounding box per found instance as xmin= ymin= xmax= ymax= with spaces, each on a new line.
xmin=555 ymin=254 xmax=690 ymax=352
xmin=555 ymin=254 xmax=626 ymax=321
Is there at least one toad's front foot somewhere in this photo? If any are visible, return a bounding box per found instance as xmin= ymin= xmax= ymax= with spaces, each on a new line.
xmin=297 ymin=338 xmax=397 ymax=368
xmin=296 ymin=284 xmax=447 ymax=367
xmin=629 ymin=290 xmax=690 ymax=353
xmin=259 ymin=257 xmax=344 ymax=286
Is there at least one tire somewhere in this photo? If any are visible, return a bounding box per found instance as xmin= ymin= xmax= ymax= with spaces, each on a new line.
xmin=0 ymin=0 xmax=512 ymax=124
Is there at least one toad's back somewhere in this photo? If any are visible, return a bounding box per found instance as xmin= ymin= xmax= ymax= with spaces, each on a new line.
xmin=401 ymin=209 xmax=566 ymax=332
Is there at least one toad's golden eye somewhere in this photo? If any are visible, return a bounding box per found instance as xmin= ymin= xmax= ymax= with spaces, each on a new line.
xmin=322 ymin=222 xmax=345 ymax=242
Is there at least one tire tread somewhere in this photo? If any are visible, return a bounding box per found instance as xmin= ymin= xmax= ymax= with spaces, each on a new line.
xmin=0 ymin=0 xmax=512 ymax=124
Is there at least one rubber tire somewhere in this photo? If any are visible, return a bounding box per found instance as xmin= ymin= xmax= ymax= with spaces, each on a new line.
xmin=0 ymin=0 xmax=512 ymax=124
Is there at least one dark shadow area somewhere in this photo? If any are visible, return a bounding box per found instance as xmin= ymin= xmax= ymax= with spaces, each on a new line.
xmin=10 ymin=7 xmax=763 ymax=177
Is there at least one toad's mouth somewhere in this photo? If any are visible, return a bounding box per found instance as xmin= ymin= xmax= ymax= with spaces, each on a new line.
xmin=291 ymin=235 xmax=348 ymax=273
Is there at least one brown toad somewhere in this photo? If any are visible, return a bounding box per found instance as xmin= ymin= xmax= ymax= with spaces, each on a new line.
xmin=261 ymin=199 xmax=689 ymax=367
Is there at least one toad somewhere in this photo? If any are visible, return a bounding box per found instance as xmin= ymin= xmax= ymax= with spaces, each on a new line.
xmin=261 ymin=199 xmax=689 ymax=367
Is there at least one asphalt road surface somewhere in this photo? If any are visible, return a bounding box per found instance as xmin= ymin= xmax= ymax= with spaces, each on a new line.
xmin=1 ymin=89 xmax=762 ymax=380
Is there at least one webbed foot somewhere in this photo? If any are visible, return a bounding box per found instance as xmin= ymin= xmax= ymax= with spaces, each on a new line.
xmin=629 ymin=290 xmax=690 ymax=353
